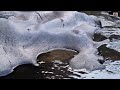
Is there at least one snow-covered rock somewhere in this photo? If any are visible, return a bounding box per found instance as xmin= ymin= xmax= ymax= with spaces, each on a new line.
xmin=69 ymin=60 xmax=120 ymax=79
xmin=95 ymin=27 xmax=120 ymax=39
xmin=107 ymin=40 xmax=120 ymax=53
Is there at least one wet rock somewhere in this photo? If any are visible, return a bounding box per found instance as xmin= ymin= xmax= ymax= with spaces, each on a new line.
xmin=0 ymin=61 xmax=75 ymax=79
xmin=37 ymin=49 xmax=78 ymax=63
xmin=98 ymin=44 xmax=120 ymax=60
xmin=106 ymin=40 xmax=120 ymax=53
xmin=100 ymin=14 xmax=120 ymax=22
xmin=0 ymin=64 xmax=39 ymax=79
xmin=95 ymin=27 xmax=120 ymax=40
xmin=83 ymin=11 xmax=120 ymax=27
xmin=81 ymin=11 xmax=102 ymax=16
xmin=93 ymin=33 xmax=107 ymax=41
xmin=97 ymin=15 xmax=120 ymax=27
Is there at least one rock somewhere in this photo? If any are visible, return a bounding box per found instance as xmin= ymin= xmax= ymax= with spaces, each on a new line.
xmin=98 ymin=44 xmax=120 ymax=60
xmin=37 ymin=49 xmax=78 ymax=63
xmin=106 ymin=40 xmax=120 ymax=53
xmin=95 ymin=27 xmax=120 ymax=40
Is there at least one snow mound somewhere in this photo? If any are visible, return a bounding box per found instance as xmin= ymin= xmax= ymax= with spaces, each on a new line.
xmin=0 ymin=11 xmax=105 ymax=76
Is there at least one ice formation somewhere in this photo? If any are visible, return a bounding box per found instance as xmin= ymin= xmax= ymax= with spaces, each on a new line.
xmin=0 ymin=11 xmax=108 ymax=76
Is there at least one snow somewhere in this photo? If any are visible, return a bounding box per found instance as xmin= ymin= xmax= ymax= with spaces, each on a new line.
xmin=0 ymin=11 xmax=120 ymax=78
xmin=98 ymin=16 xmax=116 ymax=27
xmin=0 ymin=11 xmax=103 ymax=76
xmin=70 ymin=61 xmax=120 ymax=79
xmin=107 ymin=40 xmax=120 ymax=53
xmin=95 ymin=27 xmax=120 ymax=41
